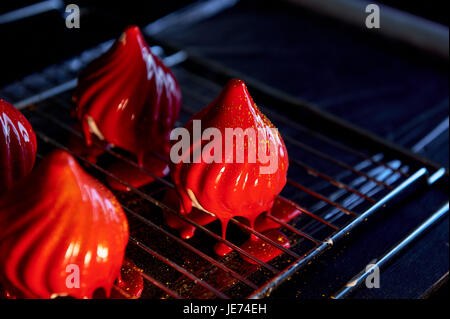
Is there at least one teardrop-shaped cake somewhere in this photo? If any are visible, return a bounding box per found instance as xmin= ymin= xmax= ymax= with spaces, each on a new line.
xmin=73 ymin=25 xmax=181 ymax=181
xmin=0 ymin=150 xmax=129 ymax=299
xmin=0 ymin=99 xmax=37 ymax=194
xmin=170 ymin=79 xmax=289 ymax=245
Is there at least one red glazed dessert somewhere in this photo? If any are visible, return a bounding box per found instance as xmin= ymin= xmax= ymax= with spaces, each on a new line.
xmin=253 ymin=196 xmax=302 ymax=233
xmin=0 ymin=150 xmax=129 ymax=299
xmin=239 ymin=229 xmax=290 ymax=264
xmin=73 ymin=25 xmax=181 ymax=189
xmin=164 ymin=188 xmax=298 ymax=262
xmin=0 ymin=99 xmax=37 ymax=194
xmin=170 ymin=79 xmax=289 ymax=251
xmin=110 ymin=259 xmax=144 ymax=299
xmin=163 ymin=188 xmax=217 ymax=240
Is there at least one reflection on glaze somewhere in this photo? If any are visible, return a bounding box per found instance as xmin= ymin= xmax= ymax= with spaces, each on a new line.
xmin=0 ymin=150 xmax=129 ymax=299
xmin=0 ymin=99 xmax=37 ymax=194
xmin=73 ymin=25 xmax=181 ymax=172
xmin=170 ymin=79 xmax=289 ymax=248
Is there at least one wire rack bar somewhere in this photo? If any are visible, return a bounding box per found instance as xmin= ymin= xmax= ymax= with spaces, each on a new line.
xmin=23 ymin=94 xmax=421 ymax=299
xmin=39 ymin=148 xmax=184 ymax=300
xmin=8 ymin=44 xmax=434 ymax=299
xmin=128 ymin=236 xmax=229 ymax=299
xmin=283 ymin=135 xmax=393 ymax=190
xmin=287 ymin=179 xmax=358 ymax=216
xmin=33 ymin=130 xmax=282 ymax=275
xmin=22 ymin=76 xmax=393 ymax=208
xmin=248 ymin=167 xmax=428 ymax=298
xmin=41 ymin=95 xmax=377 ymax=213
xmin=138 ymin=271 xmax=182 ymax=299
xmin=259 ymin=106 xmax=410 ymax=178
xmin=264 ymin=214 xmax=321 ymax=244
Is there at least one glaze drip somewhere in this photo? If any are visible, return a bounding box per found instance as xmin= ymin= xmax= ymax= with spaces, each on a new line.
xmin=0 ymin=150 xmax=129 ymax=299
xmin=170 ymin=79 xmax=289 ymax=253
xmin=73 ymin=25 xmax=181 ymax=190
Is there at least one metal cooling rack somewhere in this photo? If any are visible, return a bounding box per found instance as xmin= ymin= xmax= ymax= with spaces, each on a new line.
xmin=1 ymin=37 xmax=448 ymax=299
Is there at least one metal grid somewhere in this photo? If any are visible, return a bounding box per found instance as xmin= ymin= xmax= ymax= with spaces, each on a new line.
xmin=2 ymin=43 xmax=445 ymax=299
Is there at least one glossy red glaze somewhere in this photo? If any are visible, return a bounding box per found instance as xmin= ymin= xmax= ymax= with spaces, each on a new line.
xmin=170 ymin=79 xmax=289 ymax=244
xmin=0 ymin=150 xmax=129 ymax=299
xmin=111 ymin=259 xmax=143 ymax=299
xmin=0 ymin=99 xmax=37 ymax=194
xmin=73 ymin=25 xmax=181 ymax=167
xmin=67 ymin=123 xmax=107 ymax=164
xmin=254 ymin=196 xmax=302 ymax=233
xmin=162 ymin=188 xmax=217 ymax=240
xmin=106 ymin=155 xmax=170 ymax=191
